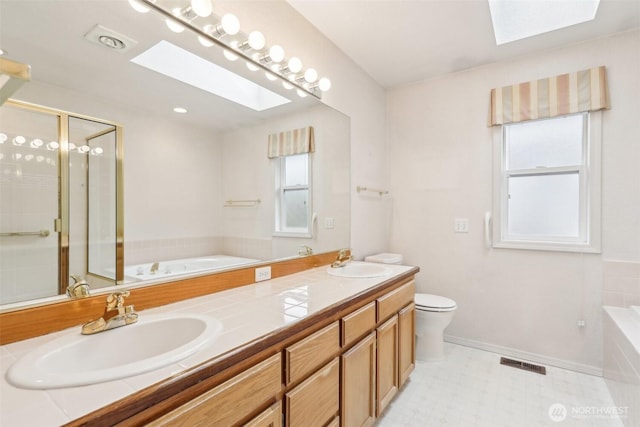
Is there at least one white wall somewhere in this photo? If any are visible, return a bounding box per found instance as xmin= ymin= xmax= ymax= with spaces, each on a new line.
xmin=387 ymin=30 xmax=640 ymax=372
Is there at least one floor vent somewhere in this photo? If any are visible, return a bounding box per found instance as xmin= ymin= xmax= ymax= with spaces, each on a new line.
xmin=500 ymin=357 xmax=546 ymax=375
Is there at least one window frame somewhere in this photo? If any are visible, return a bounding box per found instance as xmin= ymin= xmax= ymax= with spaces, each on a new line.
xmin=273 ymin=153 xmax=313 ymax=238
xmin=491 ymin=112 xmax=601 ymax=253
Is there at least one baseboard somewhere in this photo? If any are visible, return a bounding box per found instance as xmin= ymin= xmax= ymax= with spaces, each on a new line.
xmin=444 ymin=334 xmax=603 ymax=377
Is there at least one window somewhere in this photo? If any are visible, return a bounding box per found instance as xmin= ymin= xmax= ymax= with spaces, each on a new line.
xmin=274 ymin=153 xmax=312 ymax=237
xmin=492 ymin=112 xmax=601 ymax=252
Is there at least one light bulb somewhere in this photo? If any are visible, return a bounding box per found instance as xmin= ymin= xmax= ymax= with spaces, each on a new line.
xmin=282 ymin=81 xmax=293 ymax=90
xmin=223 ymin=47 xmax=239 ymax=61
xmin=128 ymin=0 xmax=155 ymax=13
xmin=247 ymin=54 xmax=260 ymax=71
xmin=36 ymin=155 xmax=45 ymax=162
xmin=91 ymin=147 xmax=104 ymax=155
xmin=173 ymin=107 xmax=187 ymax=113
xmin=288 ymin=57 xmax=303 ymax=74
xmin=68 ymin=143 xmax=76 ymax=151
xmin=79 ymin=145 xmax=90 ymax=153
xmin=220 ymin=14 xmax=240 ymax=36
xmin=297 ymin=89 xmax=308 ymax=98
xmin=47 ymin=141 xmax=59 ymax=150
xmin=269 ymin=45 xmax=285 ymax=63
xmin=0 ymin=133 xmax=7 ymax=143
xmin=248 ymin=31 xmax=266 ymax=50
xmin=265 ymin=71 xmax=278 ymax=81
xmin=318 ymin=77 xmax=331 ymax=92
xmin=198 ymin=27 xmax=215 ymax=47
xmin=30 ymin=138 xmax=44 ymax=148
xmin=25 ymin=154 xmax=34 ymax=161
xmin=12 ymin=135 xmax=25 ymax=145
xmin=166 ymin=9 xmax=185 ymax=33
xmin=190 ymin=0 xmax=212 ymax=18
xmin=304 ymin=68 xmax=318 ymax=83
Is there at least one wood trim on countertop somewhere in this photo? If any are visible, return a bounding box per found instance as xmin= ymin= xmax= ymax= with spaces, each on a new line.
xmin=0 ymin=252 xmax=340 ymax=345
xmin=65 ymin=268 xmax=419 ymax=427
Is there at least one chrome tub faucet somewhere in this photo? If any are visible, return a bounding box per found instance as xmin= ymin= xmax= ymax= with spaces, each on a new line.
xmin=81 ymin=291 xmax=138 ymax=335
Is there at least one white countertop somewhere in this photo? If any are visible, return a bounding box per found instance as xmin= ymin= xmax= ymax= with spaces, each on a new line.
xmin=0 ymin=263 xmax=414 ymax=427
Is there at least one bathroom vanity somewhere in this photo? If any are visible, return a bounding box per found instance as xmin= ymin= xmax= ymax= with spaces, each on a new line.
xmin=1 ymin=261 xmax=418 ymax=427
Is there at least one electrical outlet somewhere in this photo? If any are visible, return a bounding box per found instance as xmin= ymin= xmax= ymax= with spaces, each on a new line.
xmin=454 ymin=218 xmax=469 ymax=233
xmin=255 ymin=266 xmax=271 ymax=282
xmin=324 ymin=217 xmax=335 ymax=229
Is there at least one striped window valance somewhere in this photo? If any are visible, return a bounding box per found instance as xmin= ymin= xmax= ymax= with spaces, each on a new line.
xmin=489 ymin=66 xmax=609 ymax=126
xmin=267 ymin=126 xmax=315 ymax=158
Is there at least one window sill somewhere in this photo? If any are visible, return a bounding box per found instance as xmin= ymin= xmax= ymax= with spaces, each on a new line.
xmin=492 ymin=240 xmax=601 ymax=254
xmin=273 ymin=231 xmax=312 ymax=239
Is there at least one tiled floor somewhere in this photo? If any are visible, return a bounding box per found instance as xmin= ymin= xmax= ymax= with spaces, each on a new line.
xmin=377 ymin=343 xmax=625 ymax=427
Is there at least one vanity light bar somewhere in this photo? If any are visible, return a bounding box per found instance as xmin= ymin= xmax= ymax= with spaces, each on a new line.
xmin=132 ymin=0 xmax=330 ymax=99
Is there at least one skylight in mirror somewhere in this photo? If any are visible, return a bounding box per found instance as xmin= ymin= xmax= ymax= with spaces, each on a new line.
xmin=488 ymin=0 xmax=600 ymax=45
xmin=130 ymin=40 xmax=291 ymax=111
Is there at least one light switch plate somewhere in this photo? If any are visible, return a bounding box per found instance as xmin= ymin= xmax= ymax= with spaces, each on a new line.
xmin=454 ymin=218 xmax=469 ymax=233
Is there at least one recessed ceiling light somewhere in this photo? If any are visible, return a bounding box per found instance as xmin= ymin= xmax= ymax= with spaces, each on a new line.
xmin=130 ymin=40 xmax=291 ymax=111
xmin=84 ymin=24 xmax=138 ymax=53
xmin=488 ymin=0 xmax=600 ymax=45
xmin=173 ymin=107 xmax=188 ymax=113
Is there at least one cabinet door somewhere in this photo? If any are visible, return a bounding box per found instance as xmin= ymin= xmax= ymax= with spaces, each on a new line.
xmin=244 ymin=401 xmax=281 ymax=427
xmin=376 ymin=315 xmax=398 ymax=417
xmin=398 ymin=303 xmax=415 ymax=388
xmin=286 ymin=358 xmax=339 ymax=427
xmin=341 ymin=331 xmax=376 ymax=427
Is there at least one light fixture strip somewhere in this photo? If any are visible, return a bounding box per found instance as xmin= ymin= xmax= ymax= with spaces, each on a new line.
xmin=136 ymin=0 xmax=321 ymax=99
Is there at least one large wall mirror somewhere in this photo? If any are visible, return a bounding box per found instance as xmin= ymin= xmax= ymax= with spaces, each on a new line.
xmin=0 ymin=0 xmax=350 ymax=308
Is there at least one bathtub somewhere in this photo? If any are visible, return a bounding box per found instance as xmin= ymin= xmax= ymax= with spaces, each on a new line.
xmin=602 ymin=305 xmax=640 ymax=427
xmin=124 ymin=255 xmax=259 ymax=282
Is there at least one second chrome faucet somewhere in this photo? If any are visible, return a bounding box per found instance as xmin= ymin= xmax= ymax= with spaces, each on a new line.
xmin=81 ymin=291 xmax=138 ymax=335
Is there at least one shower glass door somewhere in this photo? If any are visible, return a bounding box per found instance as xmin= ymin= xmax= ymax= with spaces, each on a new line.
xmin=0 ymin=103 xmax=60 ymax=304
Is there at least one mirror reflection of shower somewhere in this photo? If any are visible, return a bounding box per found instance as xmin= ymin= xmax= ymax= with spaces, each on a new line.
xmin=0 ymin=101 xmax=123 ymax=305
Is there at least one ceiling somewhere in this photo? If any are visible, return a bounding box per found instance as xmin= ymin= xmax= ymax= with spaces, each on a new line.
xmin=288 ymin=0 xmax=640 ymax=88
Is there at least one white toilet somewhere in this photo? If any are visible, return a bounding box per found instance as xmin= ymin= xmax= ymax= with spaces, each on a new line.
xmin=414 ymin=293 xmax=457 ymax=361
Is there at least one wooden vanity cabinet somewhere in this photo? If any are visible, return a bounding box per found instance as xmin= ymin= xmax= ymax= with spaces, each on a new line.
xmin=147 ymin=353 xmax=281 ymax=427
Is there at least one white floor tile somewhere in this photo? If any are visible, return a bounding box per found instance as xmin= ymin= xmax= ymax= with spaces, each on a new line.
xmin=377 ymin=343 xmax=624 ymax=427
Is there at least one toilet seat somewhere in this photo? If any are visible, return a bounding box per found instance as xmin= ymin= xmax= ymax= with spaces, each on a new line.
xmin=415 ymin=293 xmax=457 ymax=312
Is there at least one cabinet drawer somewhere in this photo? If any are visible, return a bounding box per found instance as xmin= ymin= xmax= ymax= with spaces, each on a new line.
xmin=285 ymin=321 xmax=340 ymax=385
xmin=149 ymin=353 xmax=281 ymax=427
xmin=285 ymin=358 xmax=340 ymax=427
xmin=341 ymin=302 xmax=376 ymax=347
xmin=244 ymin=401 xmax=282 ymax=427
xmin=376 ymin=280 xmax=415 ymax=323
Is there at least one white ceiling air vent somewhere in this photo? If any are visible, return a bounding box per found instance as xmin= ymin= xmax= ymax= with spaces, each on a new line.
xmin=83 ymin=24 xmax=138 ymax=53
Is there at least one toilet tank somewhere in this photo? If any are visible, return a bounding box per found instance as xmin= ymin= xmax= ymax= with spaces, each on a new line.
xmin=364 ymin=253 xmax=403 ymax=265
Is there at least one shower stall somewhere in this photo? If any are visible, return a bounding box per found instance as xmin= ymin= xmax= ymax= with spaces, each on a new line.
xmin=0 ymin=100 xmax=123 ymax=305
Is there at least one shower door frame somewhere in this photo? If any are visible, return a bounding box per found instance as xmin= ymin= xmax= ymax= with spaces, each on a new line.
xmin=4 ymin=99 xmax=124 ymax=296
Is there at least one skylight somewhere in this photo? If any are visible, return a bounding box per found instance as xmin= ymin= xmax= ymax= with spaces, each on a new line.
xmin=488 ymin=0 xmax=600 ymax=45
xmin=130 ymin=40 xmax=291 ymax=111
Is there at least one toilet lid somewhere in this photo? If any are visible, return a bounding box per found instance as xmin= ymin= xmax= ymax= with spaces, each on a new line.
xmin=415 ymin=293 xmax=457 ymax=310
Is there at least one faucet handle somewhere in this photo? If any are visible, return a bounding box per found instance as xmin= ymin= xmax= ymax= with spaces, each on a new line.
xmin=106 ymin=291 xmax=130 ymax=310
xmin=67 ymin=275 xmax=90 ymax=298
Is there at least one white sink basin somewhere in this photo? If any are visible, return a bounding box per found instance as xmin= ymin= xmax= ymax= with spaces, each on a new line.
xmin=7 ymin=313 xmax=222 ymax=389
xmin=327 ymin=261 xmax=392 ymax=278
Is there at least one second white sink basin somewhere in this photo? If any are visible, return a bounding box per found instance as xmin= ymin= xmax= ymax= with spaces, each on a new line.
xmin=7 ymin=313 xmax=222 ymax=389
xmin=327 ymin=261 xmax=392 ymax=278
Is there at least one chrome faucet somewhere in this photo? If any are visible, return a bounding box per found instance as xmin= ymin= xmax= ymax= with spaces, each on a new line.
xmin=150 ymin=262 xmax=159 ymax=274
xmin=331 ymin=249 xmax=352 ymax=268
xmin=299 ymin=245 xmax=313 ymax=256
xmin=81 ymin=291 xmax=138 ymax=335
xmin=67 ymin=275 xmax=90 ymax=299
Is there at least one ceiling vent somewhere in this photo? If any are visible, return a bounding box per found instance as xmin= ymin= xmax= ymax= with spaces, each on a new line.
xmin=84 ymin=24 xmax=138 ymax=53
